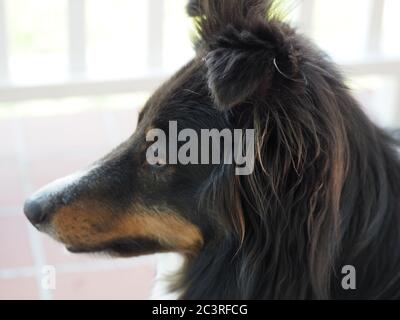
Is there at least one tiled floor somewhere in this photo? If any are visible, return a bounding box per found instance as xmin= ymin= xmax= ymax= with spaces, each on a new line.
xmin=0 ymin=107 xmax=157 ymax=300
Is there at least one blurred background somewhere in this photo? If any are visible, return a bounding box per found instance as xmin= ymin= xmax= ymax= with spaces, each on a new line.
xmin=0 ymin=0 xmax=399 ymax=300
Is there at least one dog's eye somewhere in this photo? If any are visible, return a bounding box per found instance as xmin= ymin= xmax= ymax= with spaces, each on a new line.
xmin=152 ymin=160 xmax=167 ymax=168
xmin=152 ymin=151 xmax=167 ymax=168
xmin=147 ymin=146 xmax=167 ymax=168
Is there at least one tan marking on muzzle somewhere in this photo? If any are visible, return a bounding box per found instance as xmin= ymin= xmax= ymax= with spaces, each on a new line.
xmin=51 ymin=202 xmax=203 ymax=254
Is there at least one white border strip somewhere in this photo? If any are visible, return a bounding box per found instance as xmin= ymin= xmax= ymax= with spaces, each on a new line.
xmin=366 ymin=0 xmax=385 ymax=55
xmin=0 ymin=0 xmax=9 ymax=82
xmin=147 ymin=0 xmax=164 ymax=70
xmin=68 ymin=0 xmax=87 ymax=77
xmin=342 ymin=59 xmax=400 ymax=76
xmin=0 ymin=74 xmax=169 ymax=102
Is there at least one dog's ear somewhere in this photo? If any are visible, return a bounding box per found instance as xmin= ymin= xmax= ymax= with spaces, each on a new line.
xmin=204 ymin=27 xmax=277 ymax=110
xmin=189 ymin=0 xmax=302 ymax=110
xmin=186 ymin=0 xmax=202 ymax=17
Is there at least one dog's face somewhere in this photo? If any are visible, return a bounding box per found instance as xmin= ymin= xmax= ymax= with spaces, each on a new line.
xmin=24 ymin=0 xmax=307 ymax=260
xmin=24 ymin=60 xmax=230 ymax=257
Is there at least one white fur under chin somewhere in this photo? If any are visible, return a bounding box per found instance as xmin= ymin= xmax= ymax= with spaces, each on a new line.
xmin=150 ymin=253 xmax=185 ymax=300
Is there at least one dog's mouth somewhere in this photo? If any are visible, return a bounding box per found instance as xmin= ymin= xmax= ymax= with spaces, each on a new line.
xmin=65 ymin=237 xmax=168 ymax=257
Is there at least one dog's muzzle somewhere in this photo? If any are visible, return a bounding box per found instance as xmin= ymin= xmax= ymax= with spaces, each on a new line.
xmin=23 ymin=169 xmax=92 ymax=229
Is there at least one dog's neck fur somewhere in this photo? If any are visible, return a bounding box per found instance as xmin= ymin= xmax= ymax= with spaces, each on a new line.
xmin=175 ymin=237 xmax=314 ymax=299
xmin=153 ymin=132 xmax=400 ymax=300
xmin=149 ymin=0 xmax=400 ymax=300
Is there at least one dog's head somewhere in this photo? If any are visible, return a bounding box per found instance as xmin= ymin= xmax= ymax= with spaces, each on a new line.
xmin=23 ymin=0 xmax=284 ymax=257
xmin=24 ymin=60 xmax=223 ymax=257
xmin=24 ymin=0 xmax=349 ymax=298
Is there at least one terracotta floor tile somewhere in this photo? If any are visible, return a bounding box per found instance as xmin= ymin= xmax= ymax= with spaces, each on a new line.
xmin=0 ymin=277 xmax=39 ymax=300
xmin=41 ymin=235 xmax=103 ymax=265
xmin=0 ymin=159 xmax=25 ymax=206
xmin=0 ymin=216 xmax=34 ymax=268
xmin=0 ymin=118 xmax=17 ymax=158
xmin=0 ymin=205 xmax=23 ymax=217
xmin=53 ymin=264 xmax=155 ymax=300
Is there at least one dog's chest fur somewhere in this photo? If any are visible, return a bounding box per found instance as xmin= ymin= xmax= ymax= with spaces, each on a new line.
xmin=151 ymin=253 xmax=184 ymax=300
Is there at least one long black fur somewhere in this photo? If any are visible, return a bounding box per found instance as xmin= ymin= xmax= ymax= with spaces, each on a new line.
xmin=173 ymin=0 xmax=400 ymax=299
xmin=25 ymin=0 xmax=400 ymax=300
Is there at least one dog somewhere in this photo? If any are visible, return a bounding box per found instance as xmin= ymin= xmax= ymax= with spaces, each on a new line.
xmin=24 ymin=0 xmax=400 ymax=299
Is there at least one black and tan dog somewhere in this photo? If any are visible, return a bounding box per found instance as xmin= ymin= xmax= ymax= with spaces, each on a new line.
xmin=24 ymin=0 xmax=400 ymax=299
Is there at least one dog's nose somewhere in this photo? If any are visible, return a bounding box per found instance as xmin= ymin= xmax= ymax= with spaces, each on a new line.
xmin=23 ymin=169 xmax=94 ymax=227
xmin=24 ymin=197 xmax=48 ymax=226
xmin=23 ymin=170 xmax=89 ymax=227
